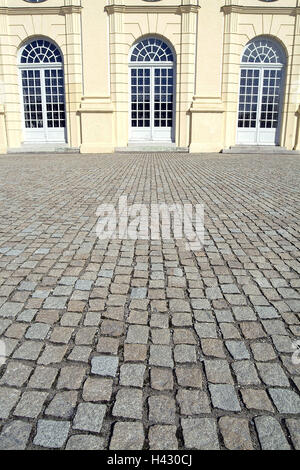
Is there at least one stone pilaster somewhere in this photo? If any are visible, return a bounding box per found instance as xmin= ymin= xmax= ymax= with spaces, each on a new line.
xmin=63 ymin=3 xmax=83 ymax=148
xmin=222 ymin=7 xmax=240 ymax=149
xmin=0 ymin=4 xmax=9 ymax=152
xmin=178 ymin=1 xmax=198 ymax=147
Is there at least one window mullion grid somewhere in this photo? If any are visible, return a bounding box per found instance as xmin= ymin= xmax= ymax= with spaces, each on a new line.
xmin=40 ymin=69 xmax=47 ymax=137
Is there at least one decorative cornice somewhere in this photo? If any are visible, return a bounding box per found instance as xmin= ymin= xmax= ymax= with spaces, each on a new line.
xmin=179 ymin=5 xmax=199 ymax=14
xmin=0 ymin=6 xmax=82 ymax=16
xmin=105 ymin=5 xmax=200 ymax=15
xmin=221 ymin=5 xmax=300 ymax=16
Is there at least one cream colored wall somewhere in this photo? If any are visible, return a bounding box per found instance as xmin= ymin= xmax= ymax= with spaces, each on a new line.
xmin=79 ymin=0 xmax=114 ymax=153
xmin=105 ymin=0 xmax=199 ymax=150
xmin=222 ymin=0 xmax=300 ymax=151
xmin=0 ymin=0 xmax=300 ymax=154
xmin=0 ymin=0 xmax=83 ymax=152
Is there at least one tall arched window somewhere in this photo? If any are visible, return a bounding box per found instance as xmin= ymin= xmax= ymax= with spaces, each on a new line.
xmin=19 ymin=39 xmax=66 ymax=143
xmin=237 ymin=37 xmax=286 ymax=146
xmin=129 ymin=37 xmax=175 ymax=143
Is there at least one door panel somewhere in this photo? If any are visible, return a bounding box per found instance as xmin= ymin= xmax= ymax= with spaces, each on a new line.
xmin=21 ymin=69 xmax=45 ymax=142
xmin=258 ymin=69 xmax=282 ymax=145
xmin=130 ymin=68 xmax=151 ymax=141
xmin=44 ymin=69 xmax=66 ymax=142
xmin=130 ymin=66 xmax=174 ymax=142
xmin=153 ymin=68 xmax=174 ymax=141
xmin=21 ymin=68 xmax=66 ymax=143
xmin=237 ymin=67 xmax=283 ymax=146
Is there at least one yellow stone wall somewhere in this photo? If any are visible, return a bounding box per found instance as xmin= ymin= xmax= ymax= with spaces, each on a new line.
xmin=0 ymin=0 xmax=299 ymax=153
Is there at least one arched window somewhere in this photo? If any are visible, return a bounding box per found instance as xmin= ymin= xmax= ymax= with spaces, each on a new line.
xmin=20 ymin=39 xmax=63 ymax=64
xmin=129 ymin=37 xmax=175 ymax=143
xmin=130 ymin=38 xmax=174 ymax=63
xmin=237 ymin=37 xmax=286 ymax=146
xmin=241 ymin=38 xmax=285 ymax=65
xmin=19 ymin=39 xmax=66 ymax=144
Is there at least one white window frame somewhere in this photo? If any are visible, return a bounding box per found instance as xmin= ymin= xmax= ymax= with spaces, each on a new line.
xmin=18 ymin=39 xmax=67 ymax=144
xmin=236 ymin=37 xmax=286 ymax=146
xmin=128 ymin=38 xmax=176 ymax=144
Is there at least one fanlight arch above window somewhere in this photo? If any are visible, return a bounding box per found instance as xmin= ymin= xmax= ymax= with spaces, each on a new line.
xmin=130 ymin=38 xmax=174 ymax=63
xmin=20 ymin=39 xmax=63 ymax=65
xmin=241 ymin=38 xmax=286 ymax=65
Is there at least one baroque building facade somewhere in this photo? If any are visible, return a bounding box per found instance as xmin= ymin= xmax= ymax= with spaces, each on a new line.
xmin=0 ymin=0 xmax=300 ymax=154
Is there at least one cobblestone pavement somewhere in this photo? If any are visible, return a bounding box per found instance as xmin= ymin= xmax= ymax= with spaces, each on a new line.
xmin=0 ymin=152 xmax=299 ymax=450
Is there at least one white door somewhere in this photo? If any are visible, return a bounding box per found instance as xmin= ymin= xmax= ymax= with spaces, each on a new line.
xmin=237 ymin=38 xmax=286 ymax=146
xmin=129 ymin=38 xmax=175 ymax=143
xmin=19 ymin=39 xmax=66 ymax=144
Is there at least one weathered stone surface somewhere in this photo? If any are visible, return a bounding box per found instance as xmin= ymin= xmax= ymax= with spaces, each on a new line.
xmin=110 ymin=422 xmax=145 ymax=450
xmin=131 ymin=288 xmax=147 ymax=299
xmin=176 ymin=366 xmax=203 ymax=389
xmin=269 ymin=389 xmax=300 ymax=414
xmin=45 ymin=391 xmax=77 ymax=419
xmin=209 ymin=384 xmax=241 ymax=412
xmin=182 ymin=418 xmax=219 ymax=450
xmin=66 ymin=435 xmax=105 ymax=450
xmin=82 ymin=377 xmax=113 ymax=402
xmin=195 ymin=323 xmax=218 ymax=339
xmin=174 ymin=344 xmax=197 ymax=363
xmin=149 ymin=345 xmax=174 ymax=368
xmin=255 ymin=416 xmax=290 ymax=450
xmin=75 ymin=327 xmax=97 ymax=345
xmin=205 ymin=360 xmax=234 ymax=384
xmin=25 ymin=323 xmax=50 ymax=340
xmin=286 ymin=419 xmax=300 ymax=450
xmin=0 ymin=303 xmax=23 ymax=318
xmin=119 ymin=363 xmax=146 ymax=388
xmin=13 ymin=341 xmax=43 ymax=361
xmin=241 ymin=389 xmax=274 ymax=412
xmin=151 ymin=368 xmax=174 ymax=391
xmin=201 ymin=339 xmax=226 ymax=358
xmin=50 ymin=326 xmax=73 ymax=344
xmin=57 ymin=365 xmax=86 ymax=390
xmin=256 ymin=362 xmax=289 ymax=387
xmin=0 ymin=387 xmax=21 ymax=419
xmin=124 ymin=343 xmax=148 ymax=362
xmin=33 ymin=420 xmax=70 ymax=449
xmin=173 ymin=329 xmax=197 ymax=345
xmin=0 ymin=420 xmax=32 ymax=450
xmin=225 ymin=341 xmax=250 ymax=360
xmin=148 ymin=395 xmax=176 ymax=424
xmin=177 ymin=389 xmax=211 ymax=415
xmin=67 ymin=345 xmax=92 ymax=362
xmin=125 ymin=325 xmax=149 ymax=344
xmin=37 ymin=344 xmax=68 ymax=365
xmin=250 ymin=342 xmax=277 ymax=361
xmin=97 ymin=336 xmax=119 ymax=355
xmin=14 ymin=391 xmax=48 ymax=418
xmin=149 ymin=425 xmax=178 ymax=450
xmin=219 ymin=417 xmax=253 ymax=450
xmin=231 ymin=361 xmax=261 ymax=385
xmin=91 ymin=355 xmax=119 ymax=377
xmin=28 ymin=366 xmax=58 ymax=389
xmin=112 ymin=388 xmax=143 ymax=419
xmin=73 ymin=403 xmax=107 ymax=432
xmin=0 ymin=361 xmax=33 ymax=387
xmin=151 ymin=328 xmax=171 ymax=345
